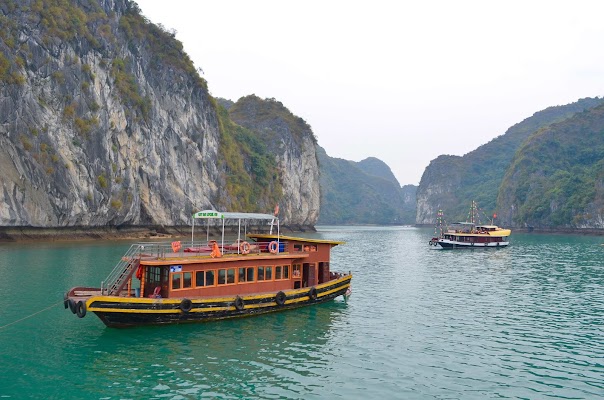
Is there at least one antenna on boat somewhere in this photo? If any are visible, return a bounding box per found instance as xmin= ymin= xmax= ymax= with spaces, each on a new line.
xmin=435 ymin=209 xmax=445 ymax=237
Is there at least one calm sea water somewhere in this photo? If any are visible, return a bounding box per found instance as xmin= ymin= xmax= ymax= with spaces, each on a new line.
xmin=1 ymin=226 xmax=603 ymax=399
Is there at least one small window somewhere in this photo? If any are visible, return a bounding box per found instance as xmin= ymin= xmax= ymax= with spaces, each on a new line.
xmin=258 ymin=266 xmax=265 ymax=281
xmin=218 ymin=269 xmax=226 ymax=285
xmin=275 ymin=266 xmax=282 ymax=280
xmin=227 ymin=268 xmax=235 ymax=284
xmin=183 ymin=272 xmax=192 ymax=288
xmin=172 ymin=273 xmax=182 ymax=289
xmin=206 ymin=270 xmax=215 ymax=286
xmin=265 ymin=266 xmax=272 ymax=281
xmin=294 ymin=244 xmax=303 ymax=252
xmin=284 ymin=265 xmax=289 ymax=279
xmin=196 ymin=271 xmax=205 ymax=287
xmin=239 ymin=267 xmax=255 ymax=283
xmin=218 ymin=268 xmax=235 ymax=285
xmin=196 ymin=270 xmax=215 ymax=287
xmin=292 ymin=264 xmax=301 ymax=278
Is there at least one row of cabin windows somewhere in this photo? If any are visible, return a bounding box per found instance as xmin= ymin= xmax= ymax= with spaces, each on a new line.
xmin=172 ymin=265 xmax=291 ymax=290
xmin=292 ymin=244 xmax=318 ymax=252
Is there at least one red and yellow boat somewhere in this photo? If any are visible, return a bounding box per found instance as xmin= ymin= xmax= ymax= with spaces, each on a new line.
xmin=64 ymin=211 xmax=352 ymax=328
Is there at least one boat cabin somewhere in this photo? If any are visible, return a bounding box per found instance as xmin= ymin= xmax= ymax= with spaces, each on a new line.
xmin=131 ymin=234 xmax=344 ymax=300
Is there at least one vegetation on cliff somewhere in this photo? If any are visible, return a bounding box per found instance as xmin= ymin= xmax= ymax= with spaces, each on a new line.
xmin=0 ymin=0 xmax=315 ymax=228
xmin=417 ymin=97 xmax=604 ymax=226
xmin=498 ymin=103 xmax=604 ymax=228
xmin=215 ymin=104 xmax=282 ymax=212
xmin=317 ymin=147 xmax=415 ymax=225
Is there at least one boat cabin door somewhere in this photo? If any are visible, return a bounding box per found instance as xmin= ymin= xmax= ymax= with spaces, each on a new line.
xmin=144 ymin=266 xmax=170 ymax=298
xmin=302 ymin=263 xmax=316 ymax=287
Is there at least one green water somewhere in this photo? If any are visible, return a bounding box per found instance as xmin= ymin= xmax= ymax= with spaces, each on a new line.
xmin=1 ymin=227 xmax=603 ymax=399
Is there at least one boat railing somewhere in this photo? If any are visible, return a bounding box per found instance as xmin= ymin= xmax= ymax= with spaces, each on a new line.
xmin=101 ymin=239 xmax=288 ymax=294
xmin=101 ymin=243 xmax=145 ymax=296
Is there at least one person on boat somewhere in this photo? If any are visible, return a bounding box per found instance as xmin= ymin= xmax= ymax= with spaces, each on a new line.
xmin=210 ymin=241 xmax=222 ymax=258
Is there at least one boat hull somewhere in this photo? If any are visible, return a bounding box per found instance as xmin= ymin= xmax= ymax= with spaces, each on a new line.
xmin=437 ymin=240 xmax=509 ymax=249
xmin=81 ymin=275 xmax=351 ymax=328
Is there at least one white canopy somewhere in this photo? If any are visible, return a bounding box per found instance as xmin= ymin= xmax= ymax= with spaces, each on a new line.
xmin=191 ymin=210 xmax=280 ymax=249
xmin=193 ymin=210 xmax=277 ymax=220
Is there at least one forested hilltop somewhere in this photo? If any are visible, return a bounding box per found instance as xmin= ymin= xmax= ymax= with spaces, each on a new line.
xmin=316 ymin=147 xmax=416 ymax=225
xmin=416 ymin=97 xmax=604 ymax=230
xmin=498 ymin=103 xmax=604 ymax=229
xmin=0 ymin=0 xmax=319 ymax=233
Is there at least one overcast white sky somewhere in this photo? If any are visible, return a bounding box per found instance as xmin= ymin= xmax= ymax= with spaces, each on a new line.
xmin=135 ymin=0 xmax=604 ymax=186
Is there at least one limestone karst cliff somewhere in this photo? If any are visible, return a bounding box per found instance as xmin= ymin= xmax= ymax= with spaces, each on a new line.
xmin=316 ymin=147 xmax=415 ymax=225
xmin=227 ymin=95 xmax=320 ymax=227
xmin=416 ymin=97 xmax=604 ymax=227
xmin=0 ymin=0 xmax=319 ymax=229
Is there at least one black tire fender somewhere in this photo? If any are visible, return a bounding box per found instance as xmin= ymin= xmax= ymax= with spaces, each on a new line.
xmin=308 ymin=287 xmax=318 ymax=302
xmin=68 ymin=299 xmax=77 ymax=314
xmin=180 ymin=298 xmax=193 ymax=313
xmin=75 ymin=300 xmax=87 ymax=318
xmin=234 ymin=296 xmax=245 ymax=311
xmin=275 ymin=291 xmax=286 ymax=306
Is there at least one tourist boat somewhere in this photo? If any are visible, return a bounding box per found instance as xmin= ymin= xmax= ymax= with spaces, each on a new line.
xmin=428 ymin=202 xmax=511 ymax=249
xmin=64 ymin=211 xmax=352 ymax=328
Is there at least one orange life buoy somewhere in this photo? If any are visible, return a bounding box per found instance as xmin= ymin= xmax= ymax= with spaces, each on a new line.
xmin=240 ymin=241 xmax=251 ymax=254
xmin=171 ymin=241 xmax=181 ymax=253
xmin=268 ymin=241 xmax=279 ymax=254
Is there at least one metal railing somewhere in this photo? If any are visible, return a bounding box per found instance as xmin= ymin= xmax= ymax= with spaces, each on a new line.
xmin=101 ymin=244 xmax=144 ymax=295
xmin=100 ymin=239 xmax=288 ymax=295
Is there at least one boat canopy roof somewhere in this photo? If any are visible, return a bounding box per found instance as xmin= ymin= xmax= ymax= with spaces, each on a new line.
xmin=248 ymin=233 xmax=345 ymax=246
xmin=193 ymin=210 xmax=278 ymax=221
xmin=191 ymin=210 xmax=279 ymax=245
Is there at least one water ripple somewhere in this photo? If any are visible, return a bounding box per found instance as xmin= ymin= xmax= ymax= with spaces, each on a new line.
xmin=1 ymin=229 xmax=604 ymax=398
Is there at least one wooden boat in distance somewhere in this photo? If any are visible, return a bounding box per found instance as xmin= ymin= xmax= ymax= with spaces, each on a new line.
xmin=428 ymin=201 xmax=511 ymax=249
xmin=430 ymin=223 xmax=511 ymax=248
xmin=64 ymin=210 xmax=352 ymax=328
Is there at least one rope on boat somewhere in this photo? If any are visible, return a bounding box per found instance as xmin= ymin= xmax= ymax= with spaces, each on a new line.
xmin=0 ymin=300 xmax=62 ymax=330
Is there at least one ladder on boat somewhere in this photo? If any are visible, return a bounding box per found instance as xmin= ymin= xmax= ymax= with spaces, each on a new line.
xmin=101 ymin=244 xmax=142 ymax=296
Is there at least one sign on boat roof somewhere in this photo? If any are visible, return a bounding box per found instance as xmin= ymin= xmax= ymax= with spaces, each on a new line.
xmin=193 ymin=210 xmax=277 ymax=220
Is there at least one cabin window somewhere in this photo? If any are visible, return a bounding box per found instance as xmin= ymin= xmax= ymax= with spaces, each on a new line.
xmin=293 ymin=244 xmax=303 ymax=252
xmin=172 ymin=273 xmax=181 ymax=290
xmin=292 ymin=264 xmax=301 ymax=278
xmin=265 ymin=266 xmax=273 ymax=280
xmin=257 ymin=266 xmax=265 ymax=281
xmin=239 ymin=267 xmax=255 ymax=283
xmin=183 ymin=272 xmax=192 ymax=288
xmin=196 ymin=270 xmax=215 ymax=287
xmin=275 ymin=265 xmax=289 ymax=280
xmin=218 ymin=268 xmax=236 ymax=285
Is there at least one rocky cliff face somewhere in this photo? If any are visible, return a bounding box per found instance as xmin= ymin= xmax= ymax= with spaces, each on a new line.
xmin=497 ymin=103 xmax=604 ymax=229
xmin=415 ymin=155 xmax=463 ymax=225
xmin=227 ymin=96 xmax=320 ymax=226
xmin=416 ymin=97 xmax=604 ymax=226
xmin=0 ymin=0 xmax=317 ymax=229
xmin=316 ymin=147 xmax=414 ymax=225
